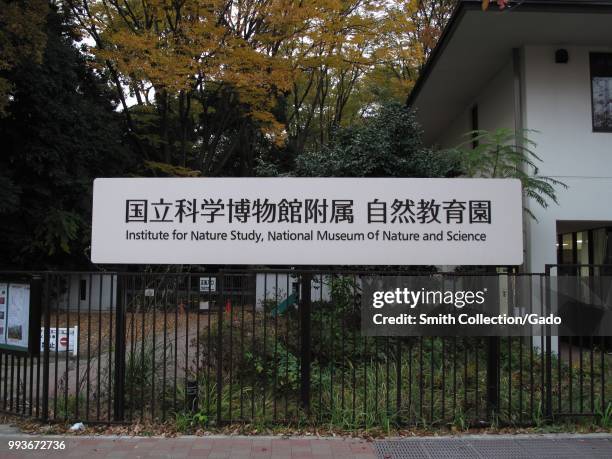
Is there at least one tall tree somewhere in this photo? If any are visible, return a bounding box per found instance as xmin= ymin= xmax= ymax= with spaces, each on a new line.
xmin=0 ymin=0 xmax=49 ymax=116
xmin=258 ymin=102 xmax=460 ymax=178
xmin=0 ymin=5 xmax=134 ymax=268
xmin=64 ymin=1 xmax=447 ymax=175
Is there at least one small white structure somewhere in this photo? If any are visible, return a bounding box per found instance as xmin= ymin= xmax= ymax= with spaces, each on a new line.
xmin=58 ymin=273 xmax=117 ymax=312
xmin=255 ymin=273 xmax=332 ymax=309
xmin=60 ymin=272 xmax=331 ymax=312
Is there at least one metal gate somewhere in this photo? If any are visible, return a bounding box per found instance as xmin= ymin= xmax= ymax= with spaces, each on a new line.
xmin=0 ymin=270 xmax=609 ymax=427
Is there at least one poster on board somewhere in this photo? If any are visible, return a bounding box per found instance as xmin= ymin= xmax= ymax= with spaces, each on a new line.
xmin=6 ymin=283 xmax=30 ymax=350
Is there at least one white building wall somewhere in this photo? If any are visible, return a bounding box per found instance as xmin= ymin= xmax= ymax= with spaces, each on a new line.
xmin=523 ymin=45 xmax=612 ymax=272
xmin=62 ymin=274 xmax=117 ymax=311
xmin=432 ymin=45 xmax=612 ymax=273
xmin=436 ymin=59 xmax=516 ymax=149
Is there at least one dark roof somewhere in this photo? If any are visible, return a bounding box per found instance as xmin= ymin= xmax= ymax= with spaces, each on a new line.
xmin=406 ymin=0 xmax=612 ymax=108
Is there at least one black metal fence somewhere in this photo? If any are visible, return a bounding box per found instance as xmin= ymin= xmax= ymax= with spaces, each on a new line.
xmin=0 ymin=269 xmax=609 ymax=428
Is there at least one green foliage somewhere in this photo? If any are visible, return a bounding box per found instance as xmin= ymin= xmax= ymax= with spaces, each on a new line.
xmin=53 ymin=394 xmax=87 ymax=420
xmin=175 ymin=409 xmax=209 ymax=432
xmin=596 ymin=402 xmax=612 ymax=428
xmin=0 ymin=6 xmax=135 ymax=268
xmin=293 ymin=102 xmax=460 ymax=178
xmin=244 ymin=341 xmax=301 ymax=393
xmin=32 ymin=209 xmax=81 ymax=255
xmin=456 ymin=128 xmax=567 ymax=220
xmin=0 ymin=0 xmax=48 ymax=116
xmin=125 ymin=342 xmax=155 ymax=408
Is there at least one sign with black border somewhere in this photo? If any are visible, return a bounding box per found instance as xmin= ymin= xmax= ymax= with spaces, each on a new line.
xmin=0 ymin=276 xmax=42 ymax=355
xmin=91 ymin=178 xmax=524 ymax=265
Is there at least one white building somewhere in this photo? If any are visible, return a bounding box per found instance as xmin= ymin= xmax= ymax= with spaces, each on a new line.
xmin=407 ymin=0 xmax=612 ymax=273
xmin=61 ymin=272 xmax=330 ymax=312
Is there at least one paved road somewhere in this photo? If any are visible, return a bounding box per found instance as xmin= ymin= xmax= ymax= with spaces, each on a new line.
xmin=0 ymin=429 xmax=610 ymax=458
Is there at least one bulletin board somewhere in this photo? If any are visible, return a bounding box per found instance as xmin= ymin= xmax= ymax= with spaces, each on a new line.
xmin=0 ymin=279 xmax=41 ymax=355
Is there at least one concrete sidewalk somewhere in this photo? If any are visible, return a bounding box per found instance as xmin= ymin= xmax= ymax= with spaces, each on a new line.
xmin=0 ymin=430 xmax=610 ymax=458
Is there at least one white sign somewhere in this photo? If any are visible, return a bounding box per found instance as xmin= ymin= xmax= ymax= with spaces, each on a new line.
xmin=200 ymin=277 xmax=217 ymax=293
xmin=40 ymin=327 xmax=78 ymax=356
xmin=91 ymin=178 xmax=523 ymax=265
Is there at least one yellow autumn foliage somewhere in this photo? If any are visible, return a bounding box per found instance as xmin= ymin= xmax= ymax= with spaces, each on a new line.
xmin=67 ymin=0 xmax=431 ymax=145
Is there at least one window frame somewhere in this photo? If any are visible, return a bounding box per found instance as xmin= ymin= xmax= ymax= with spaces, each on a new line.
xmin=589 ymin=52 xmax=612 ymax=133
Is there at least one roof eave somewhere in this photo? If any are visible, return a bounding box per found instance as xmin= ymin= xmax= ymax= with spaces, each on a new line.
xmin=406 ymin=0 xmax=612 ymax=109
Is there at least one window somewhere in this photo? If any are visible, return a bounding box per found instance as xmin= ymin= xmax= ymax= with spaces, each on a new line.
xmin=557 ymin=227 xmax=612 ymax=275
xmin=470 ymin=105 xmax=479 ymax=148
xmin=590 ymin=52 xmax=612 ymax=132
xmin=79 ymin=279 xmax=87 ymax=301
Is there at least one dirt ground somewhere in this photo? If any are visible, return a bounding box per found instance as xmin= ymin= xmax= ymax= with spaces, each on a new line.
xmin=46 ymin=311 xmax=211 ymax=357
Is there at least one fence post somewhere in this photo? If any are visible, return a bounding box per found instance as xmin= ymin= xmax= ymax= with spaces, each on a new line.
xmin=216 ymin=273 xmax=224 ymax=426
xmin=544 ymin=267 xmax=553 ymax=419
xmin=113 ymin=275 xmax=126 ymax=421
xmin=41 ymin=273 xmax=50 ymax=421
xmin=486 ymin=336 xmax=500 ymax=420
xmin=300 ymin=273 xmax=312 ymax=415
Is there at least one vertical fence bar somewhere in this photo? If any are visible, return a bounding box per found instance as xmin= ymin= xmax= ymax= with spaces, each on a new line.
xmin=41 ymin=273 xmax=51 ymax=421
xmin=228 ymin=276 xmax=234 ymax=422
xmin=96 ymin=275 xmax=103 ymax=421
xmin=251 ymin=274 xmax=256 ymax=421
xmin=340 ymin=276 xmax=346 ymax=414
xmin=272 ymin=274 xmax=278 ymax=421
xmin=349 ymin=274 xmax=356 ymax=425
xmin=162 ymin=277 xmax=168 ymax=422
xmin=300 ymin=273 xmax=312 ymax=415
xmin=262 ymin=274 xmax=267 ymax=421
xmin=64 ymin=275 xmax=71 ymax=420
xmin=151 ymin=276 xmax=157 ymax=421
xmin=544 ymin=271 xmax=553 ymax=419
xmin=396 ymin=337 xmax=402 ymax=425
xmin=475 ymin=337 xmax=480 ymax=420
xmin=216 ymin=274 xmax=224 ymax=425
xmin=141 ymin=275 xmax=146 ymax=421
xmin=86 ymin=273 xmax=92 ymax=421
xmin=75 ymin=274 xmax=81 ymax=419
xmin=173 ymin=277 xmax=179 ymax=414
xmin=186 ymin=275 xmax=192 ymax=415
xmin=28 ymin=274 xmax=42 ymax=417
xmin=486 ymin=337 xmax=500 ymax=419
xmin=205 ymin=276 xmax=211 ymax=422
xmin=128 ymin=276 xmax=135 ymax=421
xmin=107 ymin=276 xmax=115 ymax=422
xmin=284 ymin=275 xmax=290 ymax=420
xmin=239 ymin=274 xmax=245 ymax=420
xmin=52 ymin=275 xmax=60 ymax=419
xmin=113 ymin=275 xmax=126 ymax=421
xmin=329 ymin=275 xmax=335 ymax=420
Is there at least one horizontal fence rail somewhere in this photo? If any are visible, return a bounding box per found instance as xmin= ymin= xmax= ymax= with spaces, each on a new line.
xmin=0 ymin=269 xmax=609 ymax=428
